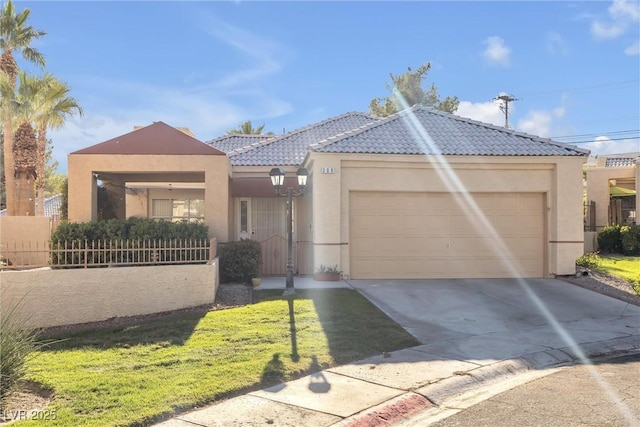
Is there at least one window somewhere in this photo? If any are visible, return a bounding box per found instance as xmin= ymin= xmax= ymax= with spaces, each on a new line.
xmin=152 ymin=199 xmax=204 ymax=222
xmin=240 ymin=200 xmax=248 ymax=233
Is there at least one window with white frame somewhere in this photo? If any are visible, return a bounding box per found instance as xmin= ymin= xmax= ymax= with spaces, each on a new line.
xmin=152 ymin=199 xmax=204 ymax=222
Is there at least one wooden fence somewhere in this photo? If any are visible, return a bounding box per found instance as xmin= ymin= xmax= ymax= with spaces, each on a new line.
xmin=584 ymin=200 xmax=596 ymax=231
xmin=0 ymin=238 xmax=216 ymax=270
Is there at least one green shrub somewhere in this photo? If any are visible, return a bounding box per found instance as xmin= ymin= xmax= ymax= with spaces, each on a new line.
xmin=597 ymin=225 xmax=623 ymax=253
xmin=50 ymin=219 xmax=209 ymax=266
xmin=0 ymin=303 xmax=42 ymax=410
xmin=219 ymin=240 xmax=262 ymax=284
xmin=576 ymin=252 xmax=601 ymax=269
xmin=621 ymin=224 xmax=640 ymax=256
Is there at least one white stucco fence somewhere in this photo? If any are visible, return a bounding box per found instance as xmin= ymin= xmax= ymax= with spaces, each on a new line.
xmin=0 ymin=261 xmax=219 ymax=329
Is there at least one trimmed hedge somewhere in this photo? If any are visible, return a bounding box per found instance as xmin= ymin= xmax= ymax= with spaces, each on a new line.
xmin=50 ymin=219 xmax=210 ymax=266
xmin=52 ymin=218 xmax=208 ymax=242
xmin=621 ymin=225 xmax=640 ymax=256
xmin=598 ymin=225 xmax=623 ymax=253
xmin=597 ymin=224 xmax=640 ymax=256
xmin=219 ymin=239 xmax=262 ymax=284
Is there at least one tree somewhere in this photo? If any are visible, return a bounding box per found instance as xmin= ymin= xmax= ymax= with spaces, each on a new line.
xmin=43 ymin=142 xmax=66 ymax=197
xmin=11 ymin=72 xmax=42 ymax=215
xmin=30 ymin=74 xmax=82 ymax=215
xmin=227 ymin=120 xmax=270 ymax=135
xmin=369 ymin=63 xmax=459 ymax=117
xmin=0 ymin=126 xmax=4 ymax=209
xmin=3 ymin=72 xmax=80 ymax=215
xmin=0 ymin=0 xmax=46 ymax=215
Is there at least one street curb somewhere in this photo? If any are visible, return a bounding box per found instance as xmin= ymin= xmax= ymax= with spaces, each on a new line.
xmin=333 ymin=335 xmax=640 ymax=427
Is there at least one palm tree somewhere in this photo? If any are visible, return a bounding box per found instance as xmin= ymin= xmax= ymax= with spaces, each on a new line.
xmin=0 ymin=0 xmax=46 ymax=215
xmin=11 ymin=72 xmax=41 ymax=215
xmin=227 ymin=120 xmax=267 ymax=135
xmin=30 ymin=74 xmax=82 ymax=215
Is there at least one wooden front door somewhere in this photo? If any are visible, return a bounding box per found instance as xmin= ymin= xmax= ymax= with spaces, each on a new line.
xmin=250 ymin=197 xmax=296 ymax=276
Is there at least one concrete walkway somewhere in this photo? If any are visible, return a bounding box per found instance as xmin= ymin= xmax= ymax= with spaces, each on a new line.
xmin=156 ymin=278 xmax=640 ymax=426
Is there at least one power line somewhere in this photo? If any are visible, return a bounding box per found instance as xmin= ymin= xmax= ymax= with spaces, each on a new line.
xmin=565 ymin=136 xmax=640 ymax=144
xmin=493 ymin=94 xmax=519 ymax=128
xmin=519 ymin=79 xmax=639 ymax=98
xmin=551 ymin=129 xmax=639 ymax=139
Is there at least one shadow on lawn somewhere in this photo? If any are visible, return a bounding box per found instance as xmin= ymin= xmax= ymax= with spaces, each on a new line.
xmin=309 ymin=289 xmax=419 ymax=364
xmin=37 ymin=307 xmax=209 ymax=350
xmin=256 ymin=289 xmax=418 ymax=367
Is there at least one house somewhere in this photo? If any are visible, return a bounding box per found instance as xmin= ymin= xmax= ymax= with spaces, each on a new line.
xmin=1 ymin=194 xmax=63 ymax=219
xmin=68 ymin=106 xmax=589 ymax=279
xmin=585 ymin=153 xmax=638 ymax=230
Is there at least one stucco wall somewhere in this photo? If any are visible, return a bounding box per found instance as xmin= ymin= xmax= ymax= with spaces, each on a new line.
xmin=0 ymin=261 xmax=219 ymax=329
xmin=586 ymin=166 xmax=636 ymax=229
xmin=68 ymin=154 xmax=230 ymax=241
xmin=308 ymin=153 xmax=586 ymax=278
xmin=0 ymin=217 xmax=53 ymax=267
xmin=636 ymin=158 xmax=639 ymax=225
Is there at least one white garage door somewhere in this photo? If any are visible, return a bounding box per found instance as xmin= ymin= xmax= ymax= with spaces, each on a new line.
xmin=350 ymin=192 xmax=545 ymax=279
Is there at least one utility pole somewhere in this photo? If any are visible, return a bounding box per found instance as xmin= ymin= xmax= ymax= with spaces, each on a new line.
xmin=494 ymin=94 xmax=518 ymax=128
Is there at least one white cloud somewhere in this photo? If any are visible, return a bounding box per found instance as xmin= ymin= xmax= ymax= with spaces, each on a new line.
xmin=47 ymin=17 xmax=294 ymax=173
xmin=610 ymin=0 xmax=640 ymax=21
xmin=624 ymin=40 xmax=640 ymax=55
xmin=516 ymin=107 xmax=566 ymax=137
xmin=198 ymin=16 xmax=285 ymax=90
xmin=579 ymin=136 xmax=640 ymax=156
xmin=546 ymin=31 xmax=569 ymax=55
xmin=591 ymin=0 xmax=639 ymax=40
xmin=48 ymin=76 xmax=294 ymax=172
xmin=455 ymin=100 xmax=505 ymax=127
xmin=482 ymin=36 xmax=511 ymax=67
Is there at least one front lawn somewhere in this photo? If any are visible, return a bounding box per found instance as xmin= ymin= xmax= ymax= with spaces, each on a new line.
xmin=21 ymin=289 xmax=418 ymax=426
xmin=597 ymin=255 xmax=640 ymax=289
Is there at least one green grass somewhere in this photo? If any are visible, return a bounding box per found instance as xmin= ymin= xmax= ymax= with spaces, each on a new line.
xmin=597 ymin=255 xmax=640 ymax=294
xmin=19 ymin=289 xmax=418 ymax=426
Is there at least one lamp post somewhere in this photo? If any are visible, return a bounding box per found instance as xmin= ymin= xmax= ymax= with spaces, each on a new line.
xmin=269 ymin=167 xmax=308 ymax=295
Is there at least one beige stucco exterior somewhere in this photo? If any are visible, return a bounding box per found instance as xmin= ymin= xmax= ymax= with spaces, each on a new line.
xmin=305 ymin=153 xmax=586 ymax=278
xmin=0 ymin=217 xmax=53 ymax=267
xmin=0 ymin=261 xmax=218 ymax=329
xmin=68 ymin=154 xmax=231 ymax=241
xmin=586 ymin=155 xmax=638 ymax=230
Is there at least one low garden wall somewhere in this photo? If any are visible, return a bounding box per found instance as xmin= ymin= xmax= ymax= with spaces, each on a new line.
xmin=584 ymin=231 xmax=598 ymax=253
xmin=0 ymin=261 xmax=219 ymax=329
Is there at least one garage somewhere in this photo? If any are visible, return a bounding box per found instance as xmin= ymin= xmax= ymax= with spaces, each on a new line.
xmin=350 ymin=191 xmax=545 ymax=279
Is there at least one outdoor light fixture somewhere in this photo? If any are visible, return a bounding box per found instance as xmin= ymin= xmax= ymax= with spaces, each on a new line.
xmin=269 ymin=167 xmax=308 ymax=295
xmin=269 ymin=168 xmax=286 ymax=190
xmin=296 ymin=168 xmax=308 ymax=189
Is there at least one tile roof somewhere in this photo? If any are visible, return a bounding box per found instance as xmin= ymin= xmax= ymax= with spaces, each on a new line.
xmin=228 ymin=112 xmax=379 ymax=166
xmin=311 ymin=107 xmax=590 ymax=157
xmin=207 ymin=134 xmax=270 ymax=153
xmin=605 ymin=157 xmax=637 ymax=168
xmin=0 ymin=194 xmax=62 ymax=218
xmin=71 ymin=121 xmax=225 ymax=156
xmin=43 ymin=194 xmax=63 ymax=218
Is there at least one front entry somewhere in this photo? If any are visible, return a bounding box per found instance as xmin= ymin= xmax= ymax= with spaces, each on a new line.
xmin=236 ymin=197 xmax=296 ymax=276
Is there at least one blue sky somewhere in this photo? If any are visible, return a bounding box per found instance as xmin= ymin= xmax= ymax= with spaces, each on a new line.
xmin=16 ymin=0 xmax=640 ymax=172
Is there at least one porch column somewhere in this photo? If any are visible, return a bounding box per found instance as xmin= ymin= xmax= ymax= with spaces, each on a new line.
xmin=68 ymin=155 xmax=98 ymax=222
xmin=551 ymin=159 xmax=585 ymax=276
xmin=312 ymin=156 xmax=342 ymax=275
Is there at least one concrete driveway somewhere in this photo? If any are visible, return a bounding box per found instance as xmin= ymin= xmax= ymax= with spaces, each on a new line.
xmin=157 ymin=279 xmax=639 ymax=427
xmin=347 ymin=278 xmax=640 ymax=365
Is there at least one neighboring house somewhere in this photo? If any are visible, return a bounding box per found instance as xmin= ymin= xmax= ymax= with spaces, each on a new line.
xmin=68 ymin=106 xmax=589 ymax=279
xmin=0 ymin=194 xmax=63 ymax=220
xmin=585 ymin=153 xmax=639 ymax=230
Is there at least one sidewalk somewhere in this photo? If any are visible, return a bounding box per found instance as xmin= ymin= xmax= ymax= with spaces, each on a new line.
xmin=155 ymin=279 xmax=640 ymax=427
xmin=155 ymin=338 xmax=639 ymax=427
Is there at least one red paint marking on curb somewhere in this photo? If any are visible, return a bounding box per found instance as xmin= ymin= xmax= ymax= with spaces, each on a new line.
xmin=342 ymin=394 xmax=434 ymax=426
